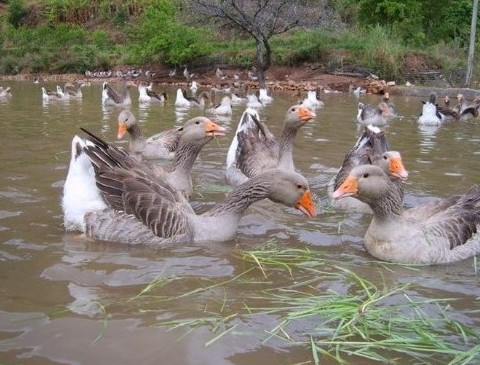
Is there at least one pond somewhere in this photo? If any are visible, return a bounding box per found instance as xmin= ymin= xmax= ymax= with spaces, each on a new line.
xmin=0 ymin=80 xmax=479 ymax=364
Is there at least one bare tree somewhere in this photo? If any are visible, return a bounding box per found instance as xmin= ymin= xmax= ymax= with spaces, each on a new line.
xmin=188 ymin=0 xmax=330 ymax=88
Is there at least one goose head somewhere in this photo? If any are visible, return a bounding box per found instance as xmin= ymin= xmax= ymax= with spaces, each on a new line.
xmin=371 ymin=151 xmax=409 ymax=180
xmin=117 ymin=109 xmax=136 ymax=139
xmin=444 ymin=95 xmax=450 ymax=106
xmin=332 ymin=164 xmax=390 ymax=201
xmin=178 ymin=117 xmax=226 ymax=145
xmin=255 ymin=169 xmax=315 ymax=218
xmin=377 ymin=102 xmax=390 ymax=116
xmin=284 ymin=105 xmax=316 ymax=128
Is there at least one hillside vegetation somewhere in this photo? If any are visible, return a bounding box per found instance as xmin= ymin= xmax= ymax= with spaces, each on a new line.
xmin=0 ymin=0 xmax=478 ymax=86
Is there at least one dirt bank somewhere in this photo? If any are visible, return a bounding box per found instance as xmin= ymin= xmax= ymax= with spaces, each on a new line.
xmin=2 ymin=64 xmax=477 ymax=98
xmin=0 ymin=64 xmax=382 ymax=93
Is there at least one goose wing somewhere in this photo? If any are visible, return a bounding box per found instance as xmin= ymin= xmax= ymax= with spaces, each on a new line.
xmin=146 ymin=127 xmax=181 ymax=154
xmin=104 ymin=83 xmax=123 ymax=103
xmin=420 ymin=186 xmax=480 ymax=249
xmin=334 ymin=126 xmax=388 ymax=190
xmin=235 ymin=113 xmax=279 ymax=177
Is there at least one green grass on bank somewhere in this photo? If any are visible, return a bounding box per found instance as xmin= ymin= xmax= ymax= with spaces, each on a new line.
xmin=0 ymin=1 xmax=474 ymax=85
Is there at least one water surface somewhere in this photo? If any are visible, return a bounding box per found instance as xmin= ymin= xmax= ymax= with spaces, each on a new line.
xmin=0 ymin=81 xmax=479 ymax=364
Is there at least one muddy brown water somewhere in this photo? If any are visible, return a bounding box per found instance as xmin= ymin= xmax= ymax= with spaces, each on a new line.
xmin=0 ymin=81 xmax=479 ymax=364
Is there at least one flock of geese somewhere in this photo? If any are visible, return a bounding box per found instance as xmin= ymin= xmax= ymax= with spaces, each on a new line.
xmin=57 ymin=78 xmax=480 ymax=266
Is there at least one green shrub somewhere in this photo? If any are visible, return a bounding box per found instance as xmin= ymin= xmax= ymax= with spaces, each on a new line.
xmin=127 ymin=0 xmax=212 ymax=65
xmin=7 ymin=0 xmax=27 ymax=28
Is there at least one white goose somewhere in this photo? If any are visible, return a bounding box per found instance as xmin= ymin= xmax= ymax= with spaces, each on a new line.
xmin=206 ymin=95 xmax=232 ymax=116
xmin=246 ymin=93 xmax=263 ymax=109
xmin=418 ymin=93 xmax=443 ymax=126
xmin=0 ymin=86 xmax=12 ymax=98
xmin=175 ymin=88 xmax=194 ymax=108
xmin=301 ymin=87 xmax=324 ymax=111
xmin=258 ymin=88 xmax=273 ymax=103
xmin=41 ymin=86 xmax=64 ymax=101
xmin=62 ymin=136 xmax=108 ymax=231
xmin=138 ymin=82 xmax=167 ymax=103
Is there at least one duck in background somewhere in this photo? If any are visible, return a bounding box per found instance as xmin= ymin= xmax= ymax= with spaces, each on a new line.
xmin=357 ymin=101 xmax=390 ymax=126
xmin=137 ymin=82 xmax=167 ymax=103
xmin=456 ymin=94 xmax=480 ymax=120
xmin=258 ymin=87 xmax=273 ymax=104
xmin=435 ymin=95 xmax=460 ymax=121
xmin=206 ymin=95 xmax=233 ymax=116
xmin=417 ymin=92 xmax=443 ymax=126
xmin=63 ymin=81 xmax=85 ymax=99
xmin=300 ymin=86 xmax=324 ymax=111
xmin=382 ymin=92 xmax=397 ymax=118
xmin=174 ymin=88 xmax=204 ymax=108
xmin=189 ymin=80 xmax=199 ymax=95
xmin=0 ymin=86 xmax=12 ymax=98
xmin=102 ymin=80 xmax=136 ymax=106
xmin=41 ymin=86 xmax=65 ymax=101
xmin=246 ymin=91 xmax=264 ymax=109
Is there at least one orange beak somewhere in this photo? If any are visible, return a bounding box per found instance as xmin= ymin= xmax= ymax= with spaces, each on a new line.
xmin=332 ymin=175 xmax=358 ymax=199
xmin=295 ymin=189 xmax=316 ymax=218
xmin=205 ymin=120 xmax=226 ymax=137
xmin=117 ymin=123 xmax=127 ymax=139
xmin=297 ymin=106 xmax=316 ymax=122
xmin=389 ymin=157 xmax=409 ymax=180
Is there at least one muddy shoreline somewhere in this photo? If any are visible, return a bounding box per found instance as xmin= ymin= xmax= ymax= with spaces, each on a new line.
xmin=1 ymin=71 xmax=478 ymax=98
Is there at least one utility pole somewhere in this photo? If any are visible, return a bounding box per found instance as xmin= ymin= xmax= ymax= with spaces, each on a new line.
xmin=465 ymin=0 xmax=478 ymax=87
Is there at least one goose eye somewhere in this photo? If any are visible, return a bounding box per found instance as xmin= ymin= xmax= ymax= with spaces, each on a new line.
xmin=178 ymin=127 xmax=184 ymax=131
xmin=291 ymin=107 xmax=296 ymax=112
xmin=195 ymin=120 xmax=200 ymax=125
xmin=383 ymin=155 xmax=388 ymax=160
xmin=362 ymin=173 xmax=369 ymax=178
xmin=296 ymin=183 xmax=303 ymax=189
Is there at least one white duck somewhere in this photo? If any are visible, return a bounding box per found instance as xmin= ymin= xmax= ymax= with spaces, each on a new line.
xmin=41 ymin=86 xmax=64 ymax=101
xmin=0 ymin=86 xmax=12 ymax=98
xmin=246 ymin=92 xmax=263 ymax=109
xmin=206 ymin=95 xmax=232 ymax=116
xmin=418 ymin=93 xmax=443 ymax=126
xmin=138 ymin=82 xmax=167 ymax=103
xmin=258 ymin=88 xmax=273 ymax=103
xmin=301 ymin=87 xmax=324 ymax=111
xmin=174 ymin=88 xmax=205 ymax=108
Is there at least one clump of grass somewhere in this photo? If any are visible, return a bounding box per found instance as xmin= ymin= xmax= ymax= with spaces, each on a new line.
xmin=90 ymin=245 xmax=480 ymax=364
